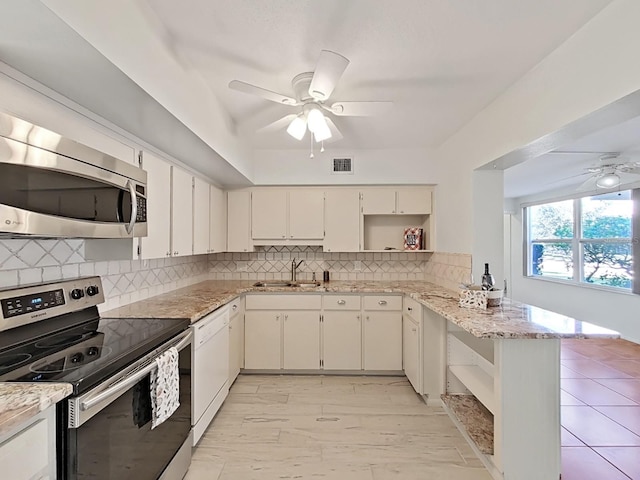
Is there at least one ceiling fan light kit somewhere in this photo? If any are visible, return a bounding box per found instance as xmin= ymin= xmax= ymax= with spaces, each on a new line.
xmin=595 ymin=172 xmax=621 ymax=188
xmin=228 ymin=49 xmax=393 ymax=148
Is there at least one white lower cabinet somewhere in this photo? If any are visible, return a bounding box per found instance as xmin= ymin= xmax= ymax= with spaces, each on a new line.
xmin=228 ymin=297 xmax=244 ymax=383
xmin=244 ymin=295 xmax=321 ymax=370
xmin=403 ymin=314 xmax=420 ymax=391
xmin=0 ymin=407 xmax=56 ymax=480
xmin=363 ymin=295 xmax=402 ymax=371
xmin=283 ymin=311 xmax=320 ymax=369
xmin=322 ymin=311 xmax=362 ymax=370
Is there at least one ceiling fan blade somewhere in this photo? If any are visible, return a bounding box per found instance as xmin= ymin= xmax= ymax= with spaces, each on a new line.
xmin=330 ymin=101 xmax=393 ymax=116
xmin=324 ymin=117 xmax=343 ymax=143
xmin=575 ymin=176 xmax=599 ymax=192
xmin=308 ymin=50 xmax=349 ymax=101
xmin=229 ymin=80 xmax=299 ymax=105
xmin=257 ymin=114 xmax=298 ymax=133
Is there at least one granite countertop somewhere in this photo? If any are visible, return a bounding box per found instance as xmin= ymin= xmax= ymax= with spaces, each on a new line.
xmin=0 ymin=383 xmax=72 ymax=437
xmin=103 ymin=279 xmax=619 ymax=340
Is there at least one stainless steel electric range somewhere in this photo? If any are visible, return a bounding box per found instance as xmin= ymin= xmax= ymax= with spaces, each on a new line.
xmin=0 ymin=276 xmax=192 ymax=480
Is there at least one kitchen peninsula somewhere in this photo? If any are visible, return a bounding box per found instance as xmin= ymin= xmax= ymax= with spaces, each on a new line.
xmin=104 ymin=279 xmax=619 ymax=480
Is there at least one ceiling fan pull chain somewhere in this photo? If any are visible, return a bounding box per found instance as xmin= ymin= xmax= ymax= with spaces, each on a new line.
xmin=309 ymin=133 xmax=314 ymax=159
xmin=321 ymin=140 xmax=325 ymax=153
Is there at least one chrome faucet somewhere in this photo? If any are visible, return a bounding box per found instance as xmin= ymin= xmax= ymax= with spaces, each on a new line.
xmin=291 ymin=258 xmax=304 ymax=282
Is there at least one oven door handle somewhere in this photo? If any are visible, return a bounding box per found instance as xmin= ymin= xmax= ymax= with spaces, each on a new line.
xmin=80 ymin=330 xmax=192 ymax=412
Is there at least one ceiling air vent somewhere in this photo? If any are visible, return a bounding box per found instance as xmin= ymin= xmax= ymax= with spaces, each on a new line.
xmin=331 ymin=157 xmax=353 ymax=175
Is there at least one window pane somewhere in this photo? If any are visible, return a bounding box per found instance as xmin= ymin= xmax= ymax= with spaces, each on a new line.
xmin=581 ymin=191 xmax=632 ymax=239
xmin=530 ymin=242 xmax=573 ymax=280
xmin=529 ymin=200 xmax=573 ymax=239
xmin=582 ymin=242 xmax=632 ymax=289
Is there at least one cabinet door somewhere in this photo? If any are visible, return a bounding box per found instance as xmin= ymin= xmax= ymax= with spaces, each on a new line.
xmin=283 ymin=311 xmax=320 ymax=369
xmin=193 ymin=177 xmax=210 ymax=255
xmin=397 ymin=188 xmax=432 ymax=215
xmin=140 ymin=151 xmax=171 ymax=259
xmin=403 ymin=316 xmax=420 ymax=392
xmin=229 ymin=315 xmax=241 ymax=382
xmin=324 ymin=190 xmax=360 ymax=252
xmin=288 ymin=190 xmax=324 ymax=239
xmin=251 ymin=189 xmax=287 ymax=239
xmin=362 ymin=189 xmax=396 ymax=214
xmin=227 ymin=191 xmax=252 ymax=252
xmin=209 ymin=185 xmax=227 ymax=253
xmin=171 ymin=166 xmax=193 ymax=257
xmin=323 ymin=311 xmax=361 ymax=370
xmin=364 ymin=312 xmax=402 ymax=370
xmin=244 ymin=311 xmax=281 ymax=369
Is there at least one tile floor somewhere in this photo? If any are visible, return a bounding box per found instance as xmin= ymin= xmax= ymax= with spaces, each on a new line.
xmin=561 ymin=338 xmax=640 ymax=480
xmin=185 ymin=375 xmax=493 ymax=480
xmin=184 ymin=338 xmax=640 ymax=480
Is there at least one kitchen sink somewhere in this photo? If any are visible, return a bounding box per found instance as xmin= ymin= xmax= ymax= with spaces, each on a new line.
xmin=252 ymin=281 xmax=322 ymax=288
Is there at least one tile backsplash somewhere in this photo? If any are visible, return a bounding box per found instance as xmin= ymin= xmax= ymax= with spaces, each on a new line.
xmin=0 ymin=239 xmax=210 ymax=312
xmin=0 ymin=240 xmax=472 ymax=312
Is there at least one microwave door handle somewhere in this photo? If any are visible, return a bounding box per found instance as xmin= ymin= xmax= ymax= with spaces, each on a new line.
xmin=124 ymin=179 xmax=137 ymax=235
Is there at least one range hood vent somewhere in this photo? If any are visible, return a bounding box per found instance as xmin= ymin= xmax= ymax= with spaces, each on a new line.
xmin=331 ymin=157 xmax=353 ymax=175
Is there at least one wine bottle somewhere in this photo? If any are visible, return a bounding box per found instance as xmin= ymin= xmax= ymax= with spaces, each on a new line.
xmin=481 ymin=263 xmax=495 ymax=291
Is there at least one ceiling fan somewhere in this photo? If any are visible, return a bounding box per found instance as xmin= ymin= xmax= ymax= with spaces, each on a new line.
xmin=228 ymin=50 xmax=392 ymax=145
xmin=567 ymin=153 xmax=640 ymax=190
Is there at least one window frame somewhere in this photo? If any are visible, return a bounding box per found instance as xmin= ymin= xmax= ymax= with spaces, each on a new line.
xmin=523 ymin=191 xmax=633 ymax=292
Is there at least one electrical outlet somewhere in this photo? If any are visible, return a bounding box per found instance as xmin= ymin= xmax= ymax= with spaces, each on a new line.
xmin=236 ymin=261 xmax=248 ymax=272
xmin=354 ymin=260 xmax=362 ymax=271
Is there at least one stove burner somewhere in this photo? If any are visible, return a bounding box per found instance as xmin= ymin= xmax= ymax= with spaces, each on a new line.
xmin=35 ymin=334 xmax=87 ymax=349
xmin=0 ymin=353 xmax=32 ymax=369
xmin=28 ymin=346 xmax=112 ymax=374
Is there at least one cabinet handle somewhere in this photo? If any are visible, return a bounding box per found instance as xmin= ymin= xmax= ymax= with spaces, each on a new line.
xmin=174 ymin=251 xmax=178 ymax=255
xmin=357 ymin=315 xmax=361 ymax=321
xmin=407 ymin=307 xmax=413 ymax=312
xmin=412 ymin=327 xmax=417 ymax=332
xmin=366 ymin=316 xmax=370 ymax=321
xmin=276 ymin=315 xmax=280 ymax=321
xmin=166 ymin=252 xmax=170 ymax=256
xmin=232 ymin=305 xmax=238 ymax=310
xmin=400 ymin=210 xmax=404 ymax=214
xmin=285 ymin=314 xmax=288 ymax=321
xmin=282 ymin=235 xmax=286 ymax=238
xmin=337 ymin=299 xmax=346 ymax=305
xmin=378 ymin=300 xmax=387 ymax=305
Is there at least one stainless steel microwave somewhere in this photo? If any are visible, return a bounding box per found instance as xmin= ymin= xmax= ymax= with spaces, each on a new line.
xmin=0 ymin=112 xmax=147 ymax=238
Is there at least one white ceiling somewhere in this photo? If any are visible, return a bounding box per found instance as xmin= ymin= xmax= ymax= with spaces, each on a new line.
xmin=2 ymin=0 xmax=628 ymax=195
xmin=133 ymin=0 xmax=612 ymax=150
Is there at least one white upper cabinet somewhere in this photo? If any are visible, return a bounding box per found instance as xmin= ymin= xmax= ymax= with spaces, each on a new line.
xmin=227 ymin=191 xmax=253 ymax=252
xmin=289 ymin=190 xmax=324 ymax=239
xmin=324 ymin=189 xmax=360 ymax=252
xmin=362 ymin=189 xmax=396 ymax=214
xmin=397 ymin=188 xmax=432 ymax=215
xmin=140 ymin=151 xmax=171 ymax=260
xmin=209 ymin=184 xmax=227 ymax=253
xmin=251 ymin=189 xmax=324 ymax=243
xmin=171 ymin=166 xmax=193 ymax=257
xmin=251 ymin=190 xmax=287 ymax=239
xmin=193 ymin=177 xmax=210 ymax=255
xmin=362 ymin=188 xmax=431 ymax=215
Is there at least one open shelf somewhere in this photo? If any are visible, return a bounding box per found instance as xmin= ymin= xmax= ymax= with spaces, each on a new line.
xmin=448 ymin=365 xmax=495 ymax=414
xmin=362 ymin=214 xmax=431 ymax=251
xmin=442 ymin=394 xmax=494 ymax=455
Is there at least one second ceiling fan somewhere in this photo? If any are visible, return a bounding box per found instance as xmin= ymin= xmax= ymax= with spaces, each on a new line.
xmin=228 ymin=50 xmax=392 ymax=144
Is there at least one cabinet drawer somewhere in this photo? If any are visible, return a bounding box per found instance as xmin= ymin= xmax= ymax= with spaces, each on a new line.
xmin=363 ymin=295 xmax=402 ymax=311
xmin=322 ymin=295 xmax=361 ymax=310
xmin=403 ymin=296 xmax=422 ymax=321
xmin=246 ymin=294 xmax=321 ymax=310
xmin=228 ymin=296 xmax=243 ymax=319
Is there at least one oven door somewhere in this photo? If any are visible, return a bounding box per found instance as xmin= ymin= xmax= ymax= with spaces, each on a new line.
xmin=60 ymin=331 xmax=192 ymax=480
xmin=0 ymin=136 xmax=147 ymax=238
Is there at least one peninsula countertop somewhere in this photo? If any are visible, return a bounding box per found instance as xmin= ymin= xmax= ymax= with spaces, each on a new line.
xmin=102 ymin=280 xmax=619 ymax=340
xmin=0 ymin=383 xmax=72 ymax=437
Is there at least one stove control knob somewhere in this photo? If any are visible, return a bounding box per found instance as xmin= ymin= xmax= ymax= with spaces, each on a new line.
xmin=70 ymin=288 xmax=84 ymax=300
xmin=87 ymin=346 xmax=99 ymax=356
xmin=70 ymin=352 xmax=84 ymax=364
xmin=86 ymin=285 xmax=100 ymax=297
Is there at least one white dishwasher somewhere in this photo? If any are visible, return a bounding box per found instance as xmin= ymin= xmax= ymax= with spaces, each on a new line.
xmin=192 ymin=306 xmax=229 ymax=445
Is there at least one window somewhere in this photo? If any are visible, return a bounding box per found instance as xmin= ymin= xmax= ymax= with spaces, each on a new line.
xmin=525 ymin=190 xmax=633 ymax=290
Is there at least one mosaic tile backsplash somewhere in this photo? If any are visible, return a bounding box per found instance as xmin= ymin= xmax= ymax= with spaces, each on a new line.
xmin=0 ymin=239 xmax=210 ymax=312
xmin=209 ymin=246 xmax=471 ymax=288
xmin=0 ymin=240 xmax=472 ymax=312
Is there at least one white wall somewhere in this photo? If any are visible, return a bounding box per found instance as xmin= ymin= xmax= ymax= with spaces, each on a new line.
xmin=435 ymin=0 xmax=640 ymax=255
xmin=252 ymin=148 xmax=438 ymax=185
